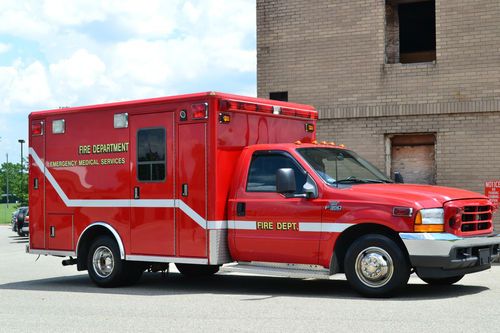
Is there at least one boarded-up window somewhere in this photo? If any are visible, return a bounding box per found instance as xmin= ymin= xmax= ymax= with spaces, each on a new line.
xmin=390 ymin=134 xmax=436 ymax=184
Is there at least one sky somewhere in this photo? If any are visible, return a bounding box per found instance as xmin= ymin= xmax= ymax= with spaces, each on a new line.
xmin=0 ymin=0 xmax=256 ymax=164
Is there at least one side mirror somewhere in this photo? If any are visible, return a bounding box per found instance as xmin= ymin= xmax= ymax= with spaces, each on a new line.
xmin=276 ymin=168 xmax=296 ymax=194
xmin=394 ymin=172 xmax=404 ymax=184
xmin=303 ymin=174 xmax=318 ymax=199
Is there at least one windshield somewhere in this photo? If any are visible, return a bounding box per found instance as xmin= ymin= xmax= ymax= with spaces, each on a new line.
xmin=297 ymin=148 xmax=392 ymax=185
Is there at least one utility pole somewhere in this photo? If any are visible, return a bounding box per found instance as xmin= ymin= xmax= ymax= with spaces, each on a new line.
xmin=6 ymin=153 xmax=9 ymax=209
xmin=18 ymin=139 xmax=25 ymax=203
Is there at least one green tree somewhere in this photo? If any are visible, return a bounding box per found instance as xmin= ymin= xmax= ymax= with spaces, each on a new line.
xmin=0 ymin=159 xmax=28 ymax=205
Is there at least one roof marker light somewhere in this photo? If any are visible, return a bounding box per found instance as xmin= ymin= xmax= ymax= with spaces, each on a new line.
xmin=294 ymin=140 xmax=302 ymax=145
xmin=52 ymin=119 xmax=65 ymax=134
xmin=114 ymin=113 xmax=128 ymax=128
xmin=305 ymin=123 xmax=315 ymax=132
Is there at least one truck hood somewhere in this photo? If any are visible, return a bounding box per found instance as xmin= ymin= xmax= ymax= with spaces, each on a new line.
xmin=330 ymin=183 xmax=487 ymax=208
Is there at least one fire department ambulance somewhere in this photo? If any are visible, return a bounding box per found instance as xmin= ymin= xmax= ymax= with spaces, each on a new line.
xmin=28 ymin=92 xmax=500 ymax=297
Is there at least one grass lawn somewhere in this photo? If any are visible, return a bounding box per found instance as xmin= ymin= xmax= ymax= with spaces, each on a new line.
xmin=0 ymin=203 xmax=17 ymax=224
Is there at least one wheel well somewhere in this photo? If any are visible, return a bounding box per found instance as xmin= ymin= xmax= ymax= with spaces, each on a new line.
xmin=330 ymin=223 xmax=409 ymax=274
xmin=76 ymin=225 xmax=119 ymax=271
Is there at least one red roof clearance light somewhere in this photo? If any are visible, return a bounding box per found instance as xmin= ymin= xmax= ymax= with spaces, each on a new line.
xmin=31 ymin=122 xmax=44 ymax=136
xmin=219 ymin=99 xmax=317 ymax=120
xmin=191 ymin=103 xmax=208 ymax=119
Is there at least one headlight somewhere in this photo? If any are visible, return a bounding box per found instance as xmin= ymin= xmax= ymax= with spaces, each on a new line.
xmin=415 ymin=208 xmax=444 ymax=232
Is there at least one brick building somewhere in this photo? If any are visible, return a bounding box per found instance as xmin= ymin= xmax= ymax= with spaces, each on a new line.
xmin=257 ymin=0 xmax=500 ymax=228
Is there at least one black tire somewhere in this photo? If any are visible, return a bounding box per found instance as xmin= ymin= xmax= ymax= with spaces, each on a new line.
xmin=418 ymin=275 xmax=464 ymax=285
xmin=344 ymin=234 xmax=410 ymax=297
xmin=175 ymin=263 xmax=220 ymax=277
xmin=87 ymin=236 xmax=142 ymax=287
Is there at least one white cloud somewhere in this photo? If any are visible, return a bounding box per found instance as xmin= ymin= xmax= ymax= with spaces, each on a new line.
xmin=0 ymin=1 xmax=54 ymax=39
xmin=50 ymin=49 xmax=106 ymax=89
xmin=0 ymin=43 xmax=11 ymax=54
xmin=0 ymin=0 xmax=256 ymax=112
xmin=42 ymin=0 xmax=107 ymax=26
xmin=0 ymin=60 xmax=52 ymax=110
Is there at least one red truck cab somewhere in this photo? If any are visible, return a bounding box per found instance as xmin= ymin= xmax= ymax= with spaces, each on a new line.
xmin=27 ymin=92 xmax=500 ymax=297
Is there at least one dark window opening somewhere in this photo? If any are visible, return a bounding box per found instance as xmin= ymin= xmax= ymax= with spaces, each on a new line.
xmin=137 ymin=128 xmax=166 ymax=182
xmin=269 ymin=91 xmax=288 ymax=102
xmin=246 ymin=153 xmax=306 ymax=193
xmin=385 ymin=0 xmax=436 ymax=64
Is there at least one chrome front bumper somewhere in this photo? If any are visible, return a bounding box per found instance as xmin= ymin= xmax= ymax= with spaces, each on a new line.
xmin=399 ymin=233 xmax=500 ymax=278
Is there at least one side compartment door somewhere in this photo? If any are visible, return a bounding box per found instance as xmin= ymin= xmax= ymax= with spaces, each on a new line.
xmin=176 ymin=122 xmax=207 ymax=258
xmin=130 ymin=113 xmax=175 ymax=256
xmin=233 ymin=151 xmax=322 ymax=264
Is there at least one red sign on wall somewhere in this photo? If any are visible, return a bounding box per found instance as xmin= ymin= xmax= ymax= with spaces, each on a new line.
xmin=485 ymin=180 xmax=500 ymax=207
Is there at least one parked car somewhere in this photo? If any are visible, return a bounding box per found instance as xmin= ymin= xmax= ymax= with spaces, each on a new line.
xmin=11 ymin=209 xmax=20 ymax=232
xmin=15 ymin=207 xmax=29 ymax=236
xmin=21 ymin=213 xmax=29 ymax=236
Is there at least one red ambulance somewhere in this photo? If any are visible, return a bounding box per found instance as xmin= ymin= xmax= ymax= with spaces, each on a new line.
xmin=28 ymin=92 xmax=500 ymax=297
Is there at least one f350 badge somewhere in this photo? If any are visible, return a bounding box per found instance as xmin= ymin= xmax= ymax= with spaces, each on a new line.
xmin=325 ymin=201 xmax=342 ymax=211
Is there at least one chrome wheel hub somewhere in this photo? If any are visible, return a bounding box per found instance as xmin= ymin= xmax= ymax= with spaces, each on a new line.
xmin=92 ymin=246 xmax=114 ymax=278
xmin=355 ymin=247 xmax=394 ymax=288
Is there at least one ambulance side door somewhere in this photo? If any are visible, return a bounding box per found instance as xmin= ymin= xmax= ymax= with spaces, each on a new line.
xmin=129 ymin=113 xmax=175 ymax=256
xmin=233 ymin=150 xmax=322 ymax=264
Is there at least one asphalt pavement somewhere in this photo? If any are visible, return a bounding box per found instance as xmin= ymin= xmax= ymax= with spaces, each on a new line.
xmin=1 ymin=225 xmax=499 ymax=333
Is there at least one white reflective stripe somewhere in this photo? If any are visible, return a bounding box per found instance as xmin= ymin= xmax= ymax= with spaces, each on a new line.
xmin=207 ymin=220 xmax=228 ymax=230
xmin=299 ymin=222 xmax=353 ymax=233
xmin=176 ymin=200 xmax=206 ymax=229
xmin=133 ymin=199 xmax=176 ymax=208
xmin=228 ymin=220 xmax=257 ymax=230
xmin=69 ymin=199 xmax=130 ymax=207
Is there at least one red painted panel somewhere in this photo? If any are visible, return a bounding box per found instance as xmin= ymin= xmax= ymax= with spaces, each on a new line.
xmin=233 ymin=194 xmax=322 ymax=265
xmin=29 ymin=119 xmax=46 ymax=250
xmin=130 ymin=113 xmax=175 ymax=256
xmin=177 ymin=122 xmax=207 ymax=258
xmin=46 ymin=214 xmax=73 ymax=251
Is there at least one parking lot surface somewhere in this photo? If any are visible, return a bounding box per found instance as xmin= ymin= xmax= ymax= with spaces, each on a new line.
xmin=1 ymin=225 xmax=499 ymax=333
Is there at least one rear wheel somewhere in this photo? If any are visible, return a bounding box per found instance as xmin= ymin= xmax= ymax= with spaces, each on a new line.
xmin=418 ymin=275 xmax=464 ymax=285
xmin=175 ymin=263 xmax=220 ymax=277
xmin=344 ymin=234 xmax=410 ymax=297
xmin=87 ymin=236 xmax=143 ymax=287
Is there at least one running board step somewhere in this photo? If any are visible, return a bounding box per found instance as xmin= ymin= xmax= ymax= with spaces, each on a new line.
xmin=221 ymin=262 xmax=331 ymax=279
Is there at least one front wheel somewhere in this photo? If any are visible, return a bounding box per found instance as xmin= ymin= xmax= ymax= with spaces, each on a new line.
xmin=344 ymin=234 xmax=410 ymax=297
xmin=418 ymin=275 xmax=464 ymax=285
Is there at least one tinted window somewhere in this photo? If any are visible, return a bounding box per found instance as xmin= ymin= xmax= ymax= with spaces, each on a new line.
xmin=137 ymin=128 xmax=166 ymax=181
xmin=247 ymin=153 xmax=306 ymax=192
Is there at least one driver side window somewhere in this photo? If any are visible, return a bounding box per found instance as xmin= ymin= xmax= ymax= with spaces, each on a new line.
xmin=246 ymin=153 xmax=306 ymax=193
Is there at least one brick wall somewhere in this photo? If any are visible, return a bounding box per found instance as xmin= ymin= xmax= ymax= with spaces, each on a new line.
xmin=257 ymin=0 xmax=500 ymax=109
xmin=257 ymin=0 xmax=500 ymax=230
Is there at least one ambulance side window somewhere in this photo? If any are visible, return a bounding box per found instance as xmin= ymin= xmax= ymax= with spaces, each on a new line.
xmin=246 ymin=153 xmax=306 ymax=193
xmin=137 ymin=128 xmax=166 ymax=182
